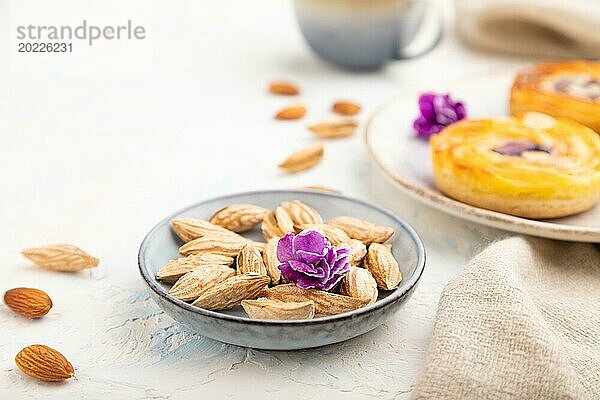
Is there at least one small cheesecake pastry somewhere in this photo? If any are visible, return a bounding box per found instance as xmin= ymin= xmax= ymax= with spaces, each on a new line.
xmin=510 ymin=61 xmax=600 ymax=132
xmin=430 ymin=113 xmax=600 ymax=219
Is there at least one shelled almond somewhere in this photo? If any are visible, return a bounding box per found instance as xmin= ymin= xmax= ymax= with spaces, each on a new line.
xmin=4 ymin=288 xmax=53 ymax=318
xmin=268 ymin=81 xmax=300 ymax=96
xmin=332 ymin=100 xmax=361 ymax=116
xmin=15 ymin=345 xmax=74 ymax=382
xmin=275 ymin=105 xmax=306 ymax=120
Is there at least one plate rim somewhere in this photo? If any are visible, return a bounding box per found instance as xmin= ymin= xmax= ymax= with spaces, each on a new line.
xmin=138 ymin=189 xmax=426 ymax=325
xmin=364 ymin=86 xmax=600 ymax=243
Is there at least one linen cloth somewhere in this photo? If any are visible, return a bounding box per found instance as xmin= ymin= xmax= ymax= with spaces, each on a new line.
xmin=454 ymin=0 xmax=600 ymax=59
xmin=413 ymin=236 xmax=600 ymax=399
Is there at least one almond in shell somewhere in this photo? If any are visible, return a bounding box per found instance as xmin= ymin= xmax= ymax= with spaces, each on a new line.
xmin=168 ymin=265 xmax=235 ymax=302
xmin=242 ymin=298 xmax=315 ymax=320
xmin=307 ymin=119 xmax=358 ymax=139
xmin=155 ymin=253 xmax=235 ymax=283
xmin=275 ymin=206 xmax=295 ymax=234
xmin=22 ymin=244 xmax=99 ymax=272
xmin=364 ymin=243 xmax=402 ymax=290
xmin=345 ymin=238 xmax=367 ymax=266
xmin=296 ymin=223 xmax=350 ymax=246
xmin=328 ymin=216 xmax=394 ymax=244
xmin=209 ymin=204 xmax=269 ymax=233
xmin=263 ymin=237 xmax=282 ymax=284
xmin=340 ymin=267 xmax=378 ymax=304
xmin=279 ymin=143 xmax=324 ymax=173
xmin=261 ymin=210 xmax=285 ymax=241
xmin=170 ymin=218 xmax=242 ymax=243
xmin=280 ymin=200 xmax=323 ymax=227
xmin=191 ymin=273 xmax=270 ymax=310
xmin=179 ymin=233 xmax=249 ymax=257
xmin=15 ymin=345 xmax=74 ymax=382
xmin=262 ymin=284 xmax=369 ymax=317
xmin=237 ymin=243 xmax=267 ymax=276
xmin=3 ymin=288 xmax=52 ymax=318
xmin=301 ymin=185 xmax=340 ymax=193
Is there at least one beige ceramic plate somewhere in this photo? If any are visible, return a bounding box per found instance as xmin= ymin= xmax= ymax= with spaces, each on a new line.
xmin=366 ymin=69 xmax=600 ymax=242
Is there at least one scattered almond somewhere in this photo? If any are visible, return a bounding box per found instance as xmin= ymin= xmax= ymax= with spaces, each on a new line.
xmin=340 ymin=267 xmax=378 ymax=304
xmin=15 ymin=344 xmax=74 ymax=382
xmin=179 ymin=233 xmax=249 ymax=257
xmin=275 ymin=105 xmax=306 ymax=120
xmin=209 ymin=204 xmax=269 ymax=233
xmin=268 ymin=81 xmax=300 ymax=96
xmin=263 ymin=284 xmax=369 ymax=317
xmin=156 ymin=253 xmax=235 ymax=283
xmin=332 ymin=100 xmax=361 ymax=115
xmin=242 ymin=298 xmax=315 ymax=320
xmin=364 ymin=243 xmax=402 ymax=290
xmin=3 ymin=288 xmax=52 ymax=318
xmin=307 ymin=119 xmax=358 ymax=139
xmin=22 ymin=244 xmax=99 ymax=272
xmin=279 ymin=143 xmax=324 ymax=173
xmin=281 ymin=200 xmax=323 ymax=227
xmin=328 ymin=216 xmax=394 ymax=244
xmin=168 ymin=265 xmax=235 ymax=302
xmin=302 ymin=185 xmax=340 ymax=193
xmin=263 ymin=237 xmax=282 ymax=284
xmin=237 ymin=243 xmax=267 ymax=276
xmin=191 ymin=273 xmax=270 ymax=310
xmin=170 ymin=218 xmax=241 ymax=243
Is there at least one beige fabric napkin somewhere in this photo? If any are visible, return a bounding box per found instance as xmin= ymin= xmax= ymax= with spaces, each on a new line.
xmin=413 ymin=237 xmax=600 ymax=399
xmin=454 ymin=0 xmax=600 ymax=59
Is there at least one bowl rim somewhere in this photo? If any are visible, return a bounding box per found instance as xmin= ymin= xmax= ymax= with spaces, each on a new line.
xmin=138 ymin=189 xmax=426 ymax=326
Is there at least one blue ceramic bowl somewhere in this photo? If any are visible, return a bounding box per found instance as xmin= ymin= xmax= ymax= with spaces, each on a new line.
xmin=138 ymin=190 xmax=425 ymax=350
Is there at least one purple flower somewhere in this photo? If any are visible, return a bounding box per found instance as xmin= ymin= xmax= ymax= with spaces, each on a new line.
xmin=413 ymin=92 xmax=467 ymax=139
xmin=277 ymin=230 xmax=350 ymax=291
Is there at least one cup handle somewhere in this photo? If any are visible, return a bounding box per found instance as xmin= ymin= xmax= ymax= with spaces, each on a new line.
xmin=393 ymin=0 xmax=443 ymax=60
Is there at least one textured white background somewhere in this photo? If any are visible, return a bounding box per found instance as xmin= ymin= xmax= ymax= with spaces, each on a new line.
xmin=1 ymin=1 xmax=527 ymax=399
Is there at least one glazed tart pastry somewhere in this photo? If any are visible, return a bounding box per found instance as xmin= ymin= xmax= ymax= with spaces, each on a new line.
xmin=510 ymin=61 xmax=600 ymax=132
xmin=430 ymin=112 xmax=600 ymax=219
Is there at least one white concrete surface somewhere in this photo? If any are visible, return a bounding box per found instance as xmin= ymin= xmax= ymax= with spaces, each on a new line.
xmin=1 ymin=1 xmax=528 ymax=398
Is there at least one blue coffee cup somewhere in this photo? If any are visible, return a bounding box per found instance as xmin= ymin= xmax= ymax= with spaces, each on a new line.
xmin=295 ymin=0 xmax=442 ymax=69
